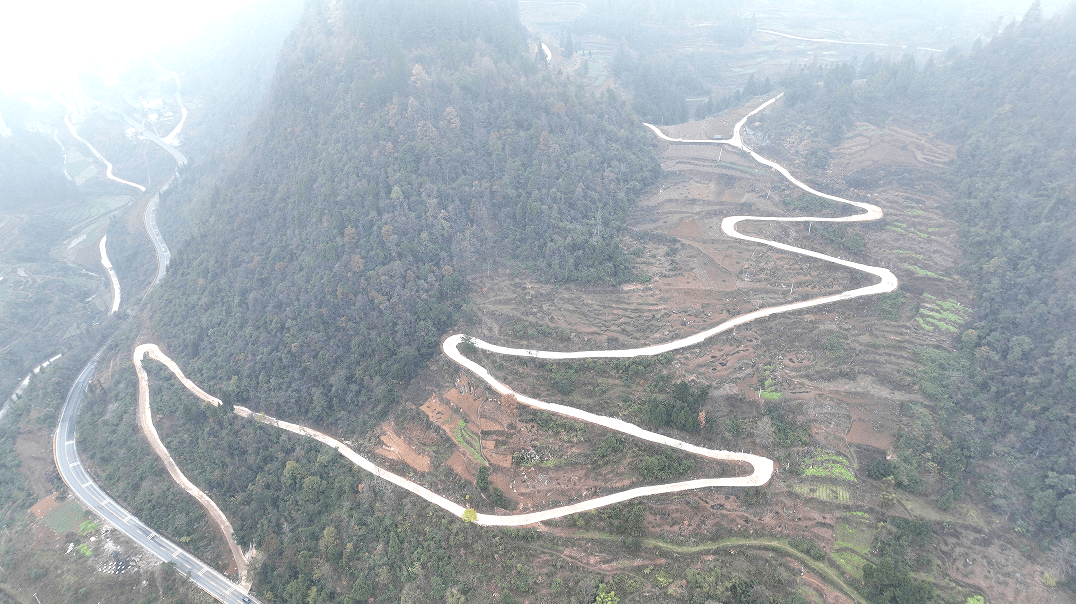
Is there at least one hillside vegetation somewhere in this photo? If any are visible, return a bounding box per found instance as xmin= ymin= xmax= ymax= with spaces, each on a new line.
xmin=149 ymin=0 xmax=659 ymax=433
xmin=778 ymin=0 xmax=1076 ymax=571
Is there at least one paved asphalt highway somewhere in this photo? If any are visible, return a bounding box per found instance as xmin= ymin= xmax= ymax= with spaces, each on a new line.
xmin=144 ymin=191 xmax=171 ymax=284
xmin=137 ymin=124 xmax=187 ymax=285
xmin=54 ymin=350 xmax=258 ymax=604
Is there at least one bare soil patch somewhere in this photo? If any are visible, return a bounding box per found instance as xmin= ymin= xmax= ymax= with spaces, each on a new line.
xmin=29 ymin=492 xmax=63 ymax=519
xmin=374 ymin=422 xmax=430 ymax=473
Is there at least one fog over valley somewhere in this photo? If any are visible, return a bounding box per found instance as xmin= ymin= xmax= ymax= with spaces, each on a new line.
xmin=1 ymin=2 xmax=1074 ymax=604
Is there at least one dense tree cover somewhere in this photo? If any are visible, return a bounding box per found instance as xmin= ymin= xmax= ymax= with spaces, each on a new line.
xmin=74 ymin=358 xmax=231 ymax=567
xmin=861 ymin=518 xmax=938 ymax=604
xmin=610 ymin=45 xmax=719 ymax=125
xmin=938 ymin=8 xmax=1076 ymax=544
xmin=776 ymin=1 xmax=1076 ymax=552
xmin=151 ymin=0 xmax=303 ymax=248
xmin=695 ymin=75 xmax=774 ymax=121
xmin=0 ymin=413 xmax=34 ymax=514
xmin=637 ymin=450 xmax=694 ymax=481
xmin=150 ymin=0 xmax=659 ymax=434
xmin=645 ymin=380 xmax=707 ymax=432
xmin=891 ymin=6 xmax=1076 ymax=541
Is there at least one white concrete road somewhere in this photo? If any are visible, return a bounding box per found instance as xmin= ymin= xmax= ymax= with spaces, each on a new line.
xmin=134 ymin=344 xmax=773 ymax=528
xmin=148 ymin=56 xmax=189 ymax=146
xmin=755 ymin=29 xmax=943 ymax=53
xmin=143 ymin=190 xmax=171 ymax=285
xmin=99 ymin=236 xmax=121 ymax=314
xmin=63 ymin=115 xmax=146 ymax=193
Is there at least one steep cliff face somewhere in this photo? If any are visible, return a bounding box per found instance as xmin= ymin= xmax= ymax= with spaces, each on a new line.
xmin=149 ymin=0 xmax=659 ymax=432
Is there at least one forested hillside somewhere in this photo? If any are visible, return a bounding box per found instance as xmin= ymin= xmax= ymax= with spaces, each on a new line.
xmin=941 ymin=4 xmax=1076 ymax=544
xmin=69 ymin=0 xmax=669 ymax=600
xmin=150 ymin=0 xmax=658 ymax=435
xmin=777 ymin=0 xmax=1076 ymax=564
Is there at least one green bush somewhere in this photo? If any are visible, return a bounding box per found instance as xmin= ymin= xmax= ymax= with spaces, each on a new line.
xmin=638 ymin=452 xmax=694 ymax=481
xmin=789 ymin=538 xmax=825 ymax=560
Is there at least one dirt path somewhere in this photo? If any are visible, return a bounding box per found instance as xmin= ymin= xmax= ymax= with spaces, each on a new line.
xmin=637 ymin=535 xmax=866 ymax=603
xmin=133 ymin=344 xmax=248 ymax=585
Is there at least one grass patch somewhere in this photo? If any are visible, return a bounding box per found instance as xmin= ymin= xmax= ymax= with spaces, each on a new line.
xmin=792 ymin=483 xmax=851 ymax=503
xmin=834 ymin=523 xmax=872 ymax=557
xmin=758 ymin=365 xmax=782 ymax=401
xmin=914 ymin=296 xmax=969 ymax=332
xmin=891 ymin=249 xmax=926 ymax=261
xmin=42 ymin=500 xmax=84 ymax=535
xmin=917 ymin=316 xmax=957 ymax=332
xmin=903 ymin=264 xmax=947 ymax=279
xmin=830 ymin=549 xmax=869 ymax=579
xmin=802 ymin=451 xmax=855 ymax=481
xmin=452 ymin=420 xmax=484 ymax=463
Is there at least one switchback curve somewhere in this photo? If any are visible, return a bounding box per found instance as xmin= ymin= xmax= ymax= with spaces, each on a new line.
xmin=136 ymin=93 xmax=896 ymax=530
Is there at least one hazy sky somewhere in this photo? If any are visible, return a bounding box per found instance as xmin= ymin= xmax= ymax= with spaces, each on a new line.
xmin=0 ymin=0 xmax=259 ymax=94
xmin=0 ymin=0 xmax=1066 ymax=96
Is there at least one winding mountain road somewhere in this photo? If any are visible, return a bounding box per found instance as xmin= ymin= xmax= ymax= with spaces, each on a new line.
xmin=55 ymin=350 xmax=256 ymax=604
xmin=134 ymin=345 xmax=249 ymax=584
xmin=54 ymin=68 xmax=257 ymax=602
xmin=148 ymin=56 xmax=189 ymax=146
xmin=131 ymin=93 xmax=896 ymax=535
xmin=63 ymin=115 xmax=146 ymax=192
xmin=57 ymin=88 xmax=896 ymax=602
xmin=144 ymin=189 xmax=172 ymax=285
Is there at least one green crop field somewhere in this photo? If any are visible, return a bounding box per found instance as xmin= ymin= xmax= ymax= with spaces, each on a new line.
xmin=792 ymin=483 xmax=851 ymax=503
xmin=42 ymin=500 xmax=86 ymax=535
